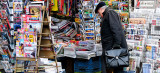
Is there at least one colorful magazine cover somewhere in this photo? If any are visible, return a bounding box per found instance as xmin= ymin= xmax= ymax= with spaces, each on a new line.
xmin=129 ymin=18 xmax=146 ymax=24
xmin=16 ymin=28 xmax=37 ymax=58
xmin=1 ymin=61 xmax=13 ymax=72
xmin=13 ymin=2 xmax=23 ymax=31
xmin=21 ymin=14 xmax=42 ymax=33
xmin=111 ymin=1 xmax=119 ymax=10
xmin=1 ymin=10 xmax=8 ymax=18
xmin=121 ymin=1 xmax=129 ymax=12
xmin=13 ymin=2 xmax=23 ymax=12
xmin=120 ymin=12 xmax=129 ymax=24
xmin=28 ymin=5 xmax=42 ymax=21
xmin=129 ymin=57 xmax=136 ymax=71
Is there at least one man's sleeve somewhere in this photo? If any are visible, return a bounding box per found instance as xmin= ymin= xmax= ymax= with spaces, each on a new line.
xmin=108 ymin=10 xmax=122 ymax=47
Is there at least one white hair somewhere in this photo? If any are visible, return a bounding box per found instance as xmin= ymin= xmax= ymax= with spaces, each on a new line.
xmin=100 ymin=5 xmax=107 ymax=9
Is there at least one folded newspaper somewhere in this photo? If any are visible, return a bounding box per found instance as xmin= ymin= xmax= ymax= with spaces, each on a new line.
xmin=76 ymin=51 xmax=96 ymax=60
xmin=95 ymin=44 xmax=102 ymax=56
xmin=64 ymin=45 xmax=76 ymax=58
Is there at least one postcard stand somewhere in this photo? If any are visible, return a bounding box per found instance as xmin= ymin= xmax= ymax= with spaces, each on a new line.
xmin=14 ymin=6 xmax=59 ymax=73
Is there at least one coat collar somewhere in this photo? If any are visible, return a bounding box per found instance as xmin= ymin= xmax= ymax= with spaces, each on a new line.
xmin=102 ymin=7 xmax=109 ymax=16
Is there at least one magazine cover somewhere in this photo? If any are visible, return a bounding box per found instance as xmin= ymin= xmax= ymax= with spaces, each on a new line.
xmin=139 ymin=1 xmax=155 ymax=9
xmin=21 ymin=14 xmax=42 ymax=33
xmin=16 ymin=28 xmax=37 ymax=58
xmin=13 ymin=2 xmax=23 ymax=12
xmin=16 ymin=60 xmax=24 ymax=72
xmin=26 ymin=1 xmax=44 ymax=14
xmin=28 ymin=5 xmax=42 ymax=21
xmin=129 ymin=18 xmax=146 ymax=24
xmin=1 ymin=2 xmax=10 ymax=14
xmin=85 ymin=28 xmax=95 ymax=40
xmin=129 ymin=57 xmax=137 ymax=71
xmin=111 ymin=1 xmax=119 ymax=10
xmin=135 ymin=0 xmax=140 ymax=9
xmin=1 ymin=61 xmax=13 ymax=72
xmin=30 ymin=1 xmax=44 ymax=6
xmin=13 ymin=11 xmax=22 ymax=18
xmin=13 ymin=2 xmax=23 ymax=31
xmin=1 ymin=10 xmax=8 ymax=18
xmin=121 ymin=1 xmax=129 ymax=12
xmin=142 ymin=63 xmax=152 ymax=73
xmin=120 ymin=12 xmax=129 ymax=24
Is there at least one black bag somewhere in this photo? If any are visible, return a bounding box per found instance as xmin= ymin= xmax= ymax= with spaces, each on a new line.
xmin=105 ymin=48 xmax=129 ymax=68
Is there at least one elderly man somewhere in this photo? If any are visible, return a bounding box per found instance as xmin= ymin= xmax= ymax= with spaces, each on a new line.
xmin=95 ymin=2 xmax=128 ymax=73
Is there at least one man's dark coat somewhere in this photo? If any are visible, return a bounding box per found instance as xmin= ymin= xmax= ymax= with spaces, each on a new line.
xmin=101 ymin=7 xmax=128 ymax=73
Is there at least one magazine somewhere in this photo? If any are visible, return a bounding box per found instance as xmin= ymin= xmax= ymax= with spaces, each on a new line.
xmin=1 ymin=2 xmax=10 ymax=14
xmin=16 ymin=60 xmax=24 ymax=72
xmin=16 ymin=28 xmax=37 ymax=58
xmin=13 ymin=2 xmax=23 ymax=12
xmin=129 ymin=18 xmax=146 ymax=24
xmin=1 ymin=61 xmax=13 ymax=72
xmin=121 ymin=1 xmax=129 ymax=12
xmin=28 ymin=5 xmax=42 ymax=21
xmin=139 ymin=1 xmax=155 ymax=9
xmin=120 ymin=12 xmax=129 ymax=24
xmin=1 ymin=10 xmax=8 ymax=18
xmin=64 ymin=44 xmax=76 ymax=58
xmin=142 ymin=63 xmax=152 ymax=73
xmin=30 ymin=1 xmax=44 ymax=6
xmin=129 ymin=57 xmax=136 ymax=71
xmin=21 ymin=14 xmax=42 ymax=33
xmin=13 ymin=2 xmax=23 ymax=31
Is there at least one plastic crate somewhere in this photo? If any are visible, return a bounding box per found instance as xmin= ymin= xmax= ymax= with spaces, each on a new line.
xmin=74 ymin=57 xmax=101 ymax=73
xmin=123 ymin=71 xmax=135 ymax=73
xmin=118 ymin=71 xmax=135 ymax=73
xmin=75 ymin=71 xmax=101 ymax=73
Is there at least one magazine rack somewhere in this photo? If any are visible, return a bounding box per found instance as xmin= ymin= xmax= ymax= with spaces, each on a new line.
xmin=14 ymin=6 xmax=60 ymax=73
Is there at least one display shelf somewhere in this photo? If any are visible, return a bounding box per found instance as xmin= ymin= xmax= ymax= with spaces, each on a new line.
xmin=42 ymin=28 xmax=50 ymax=37
xmin=40 ymin=39 xmax=52 ymax=48
xmin=16 ymin=57 xmax=36 ymax=61
xmin=36 ymin=9 xmax=60 ymax=73
xmin=43 ymin=18 xmax=50 ymax=26
xmin=39 ymin=50 xmax=56 ymax=59
xmin=38 ymin=32 xmax=54 ymax=35
xmin=14 ymin=5 xmax=60 ymax=73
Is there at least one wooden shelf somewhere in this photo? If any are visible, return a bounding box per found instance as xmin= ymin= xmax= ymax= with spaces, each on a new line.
xmin=39 ymin=50 xmax=56 ymax=59
xmin=15 ymin=9 xmax=59 ymax=73
xmin=16 ymin=57 xmax=36 ymax=61
xmin=42 ymin=28 xmax=50 ymax=37
xmin=41 ymin=39 xmax=52 ymax=48
xmin=43 ymin=18 xmax=49 ymax=26
xmin=38 ymin=33 xmax=54 ymax=35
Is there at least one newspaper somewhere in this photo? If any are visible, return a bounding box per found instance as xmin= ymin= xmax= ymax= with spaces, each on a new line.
xmin=76 ymin=51 xmax=96 ymax=60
